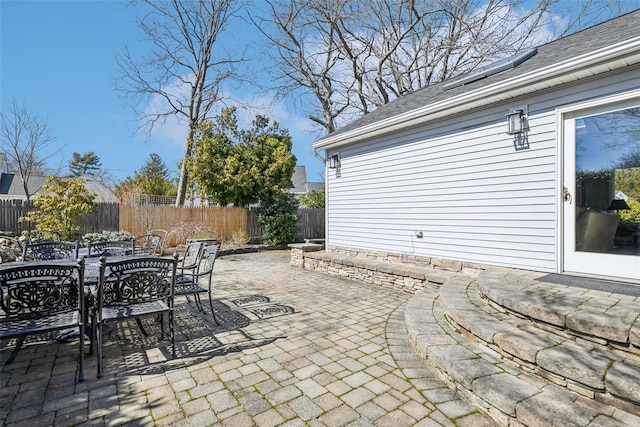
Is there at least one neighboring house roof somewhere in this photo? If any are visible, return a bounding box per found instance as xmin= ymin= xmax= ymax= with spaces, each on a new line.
xmin=79 ymin=175 xmax=118 ymax=203
xmin=288 ymin=165 xmax=324 ymax=196
xmin=0 ymin=173 xmax=48 ymax=200
xmin=314 ymin=10 xmax=640 ymax=149
xmin=0 ymin=172 xmax=117 ymax=203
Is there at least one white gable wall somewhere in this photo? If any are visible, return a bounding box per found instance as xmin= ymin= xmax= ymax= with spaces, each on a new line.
xmin=325 ymin=67 xmax=640 ymax=272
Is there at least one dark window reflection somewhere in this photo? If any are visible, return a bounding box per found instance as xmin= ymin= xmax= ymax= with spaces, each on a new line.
xmin=575 ymin=107 xmax=640 ymax=255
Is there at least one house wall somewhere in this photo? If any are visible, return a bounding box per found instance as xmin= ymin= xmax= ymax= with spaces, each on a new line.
xmin=325 ymin=67 xmax=640 ymax=273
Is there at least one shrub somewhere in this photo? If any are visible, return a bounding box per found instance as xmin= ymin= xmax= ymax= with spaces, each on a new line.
xmin=19 ymin=176 xmax=95 ymax=241
xmin=299 ymin=189 xmax=325 ymax=208
xmin=82 ymin=230 xmax=134 ymax=244
xmin=620 ymin=197 xmax=640 ymax=222
xmin=165 ymin=221 xmax=218 ymax=247
xmin=229 ymin=228 xmax=251 ymax=247
xmin=257 ymin=191 xmax=299 ymax=245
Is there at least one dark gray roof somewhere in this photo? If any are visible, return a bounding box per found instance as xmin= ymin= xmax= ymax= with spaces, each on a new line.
xmin=289 ymin=165 xmax=324 ymax=195
xmin=324 ymin=9 xmax=640 ymax=139
xmin=0 ymin=173 xmax=47 ymax=198
xmin=0 ymin=173 xmax=117 ymax=202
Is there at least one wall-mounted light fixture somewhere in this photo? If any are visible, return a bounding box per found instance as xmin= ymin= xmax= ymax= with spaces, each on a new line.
xmin=506 ymin=106 xmax=528 ymax=135
xmin=328 ymin=154 xmax=340 ymax=169
xmin=328 ymin=153 xmax=341 ymax=177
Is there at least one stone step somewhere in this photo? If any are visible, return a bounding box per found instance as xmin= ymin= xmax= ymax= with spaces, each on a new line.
xmin=405 ymin=273 xmax=640 ymax=426
xmin=477 ymin=270 xmax=640 ymax=353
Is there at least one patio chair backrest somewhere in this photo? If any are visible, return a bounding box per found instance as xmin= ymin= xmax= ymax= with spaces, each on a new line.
xmin=0 ymin=259 xmax=86 ymax=379
xmin=22 ymin=240 xmax=80 ymax=261
xmin=200 ymin=245 xmax=220 ymax=275
xmin=134 ymin=234 xmax=162 ymax=255
xmin=0 ymin=260 xmax=85 ymax=320
xmin=87 ymin=240 xmax=134 ymax=257
xmin=98 ymin=255 xmax=177 ymax=306
xmin=149 ymin=229 xmax=168 ymax=255
xmin=181 ymin=241 xmax=204 ymax=270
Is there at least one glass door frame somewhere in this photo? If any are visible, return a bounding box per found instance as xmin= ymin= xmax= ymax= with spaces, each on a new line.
xmin=558 ymin=90 xmax=640 ymax=282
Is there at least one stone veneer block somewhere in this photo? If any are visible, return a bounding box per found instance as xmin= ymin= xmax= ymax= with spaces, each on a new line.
xmin=445 ymin=358 xmax=502 ymax=389
xmin=515 ymin=387 xmax=597 ymax=427
xmin=566 ymin=308 xmax=635 ymax=344
xmin=527 ymin=302 xmax=576 ymax=328
xmin=536 ymin=345 xmax=610 ymax=390
xmin=375 ymin=263 xmax=396 ymax=274
xmin=494 ymin=327 xmax=560 ymax=363
xmin=427 ymin=345 xmax=478 ymax=368
xmin=425 ymin=271 xmax=454 ymax=285
xmin=472 ymin=373 xmax=539 ymax=416
xmin=630 ymin=321 xmax=640 ymax=349
xmin=351 ymin=258 xmax=366 ymax=268
xmin=471 ymin=319 xmax=519 ymax=345
xmin=432 ymin=258 xmax=463 ymax=271
xmin=604 ymin=360 xmax=640 ymax=404
xmin=414 ymin=334 xmax=458 ymax=358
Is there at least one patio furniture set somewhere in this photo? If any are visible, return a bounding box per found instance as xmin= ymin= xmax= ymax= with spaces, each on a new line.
xmin=0 ymin=237 xmax=219 ymax=382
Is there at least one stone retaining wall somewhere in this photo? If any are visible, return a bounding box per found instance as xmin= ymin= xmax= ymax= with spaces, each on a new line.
xmin=289 ymin=245 xmax=488 ymax=294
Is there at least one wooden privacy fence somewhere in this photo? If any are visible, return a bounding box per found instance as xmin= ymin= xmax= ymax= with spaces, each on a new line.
xmin=120 ymin=205 xmax=325 ymax=242
xmin=1 ymin=200 xmax=324 ymax=242
xmin=119 ymin=205 xmax=249 ymax=240
xmin=0 ymin=200 xmax=119 ymax=236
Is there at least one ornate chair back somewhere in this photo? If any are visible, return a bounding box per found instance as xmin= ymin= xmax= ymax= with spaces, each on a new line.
xmin=95 ymin=254 xmax=178 ymax=377
xmin=86 ymin=240 xmax=134 ymax=257
xmin=22 ymin=240 xmax=80 ymax=261
xmin=0 ymin=259 xmax=86 ymax=380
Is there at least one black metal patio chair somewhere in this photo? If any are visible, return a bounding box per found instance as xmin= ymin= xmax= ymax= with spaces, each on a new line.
xmin=176 ymin=240 xmax=204 ymax=283
xmin=133 ymin=234 xmax=162 ymax=255
xmin=86 ymin=240 xmax=134 ymax=258
xmin=0 ymin=259 xmax=86 ymax=381
xmin=22 ymin=240 xmax=80 ymax=261
xmin=175 ymin=245 xmax=220 ymax=324
xmin=94 ymin=254 xmax=178 ymax=378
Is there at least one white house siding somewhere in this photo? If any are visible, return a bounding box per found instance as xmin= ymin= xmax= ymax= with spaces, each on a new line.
xmin=325 ymin=67 xmax=640 ymax=273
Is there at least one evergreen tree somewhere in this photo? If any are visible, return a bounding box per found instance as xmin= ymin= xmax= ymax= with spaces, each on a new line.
xmin=188 ymin=107 xmax=297 ymax=207
xmin=116 ymin=153 xmax=176 ymax=196
xmin=68 ymin=151 xmax=102 ymax=176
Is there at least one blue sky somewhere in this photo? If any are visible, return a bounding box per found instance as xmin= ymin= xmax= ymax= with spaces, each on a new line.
xmin=0 ymin=0 xmax=326 ymax=185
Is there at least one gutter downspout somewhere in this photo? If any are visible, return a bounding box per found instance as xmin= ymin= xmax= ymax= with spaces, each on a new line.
xmin=313 ymin=147 xmax=326 ymax=164
xmin=312 ymin=147 xmax=329 ymax=252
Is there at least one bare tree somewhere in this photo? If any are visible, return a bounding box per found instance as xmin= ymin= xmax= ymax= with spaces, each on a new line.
xmin=0 ymin=99 xmax=63 ymax=201
xmin=114 ymin=0 xmax=244 ymax=206
xmin=252 ymin=0 xmax=350 ymax=134
xmin=255 ymin=0 xmax=636 ymax=136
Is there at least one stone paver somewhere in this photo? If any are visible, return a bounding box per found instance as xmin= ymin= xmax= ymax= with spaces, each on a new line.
xmin=0 ymin=251 xmax=491 ymax=426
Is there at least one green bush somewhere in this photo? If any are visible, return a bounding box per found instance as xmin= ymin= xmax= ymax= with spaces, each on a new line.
xmin=82 ymin=230 xmax=134 ymax=244
xmin=299 ymin=189 xmax=325 ymax=208
xmin=19 ymin=176 xmax=95 ymax=241
xmin=257 ymin=191 xmax=300 ymax=245
xmin=620 ymin=197 xmax=640 ymax=222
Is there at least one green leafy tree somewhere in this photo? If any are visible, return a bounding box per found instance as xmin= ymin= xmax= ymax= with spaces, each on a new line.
xmin=68 ymin=151 xmax=102 ymax=176
xmin=19 ymin=176 xmax=95 ymax=240
xmin=188 ymin=107 xmax=297 ymax=206
xmin=299 ymin=189 xmax=325 ymax=208
xmin=620 ymin=197 xmax=640 ymax=222
xmin=257 ymin=190 xmax=299 ymax=245
xmin=116 ymin=153 xmax=176 ymax=196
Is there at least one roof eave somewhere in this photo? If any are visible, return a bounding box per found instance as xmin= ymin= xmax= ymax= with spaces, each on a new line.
xmin=313 ymin=37 xmax=640 ymax=150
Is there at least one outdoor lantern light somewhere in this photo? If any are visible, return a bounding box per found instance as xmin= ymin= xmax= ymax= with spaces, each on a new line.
xmin=607 ymin=198 xmax=630 ymax=213
xmin=506 ymin=108 xmax=527 ymax=135
xmin=328 ymin=154 xmax=340 ymax=169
